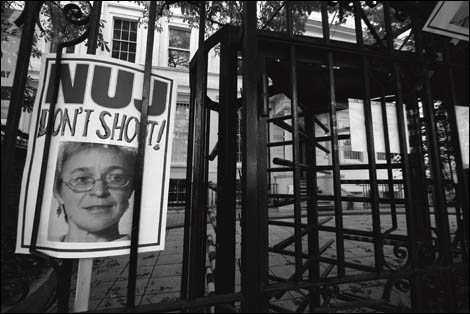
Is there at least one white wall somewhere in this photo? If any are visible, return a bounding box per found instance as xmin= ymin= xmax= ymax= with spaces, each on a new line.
xmin=27 ymin=2 xmax=375 ymax=197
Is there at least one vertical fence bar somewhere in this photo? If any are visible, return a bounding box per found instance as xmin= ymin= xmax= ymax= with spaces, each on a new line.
xmin=86 ymin=1 xmax=102 ymax=54
xmin=380 ymin=90 xmax=397 ymax=230
xmin=182 ymin=53 xmax=197 ymax=300
xmin=27 ymin=6 xmax=62 ymax=259
xmin=392 ymin=61 xmax=425 ymax=311
xmin=383 ymin=9 xmax=402 ymax=236
xmin=446 ymin=59 xmax=469 ymax=254
xmin=56 ymin=260 xmax=74 ymax=313
xmin=409 ymin=96 xmax=435 ymax=219
xmin=126 ymin=1 xmax=157 ymax=308
xmin=383 ymin=0 xmax=397 ymax=225
xmin=361 ymin=57 xmax=383 ymax=273
xmin=421 ymin=71 xmax=451 ymax=263
xmin=321 ymin=2 xmax=330 ymax=41
xmin=1 ymin=1 xmax=38 ymax=228
xmin=241 ymin=1 xmax=266 ymax=312
xmin=413 ymin=19 xmax=453 ymax=311
xmin=322 ymin=1 xmax=345 ymax=278
xmin=415 ymin=43 xmax=451 ymax=267
xmin=286 ymin=1 xmax=303 ymax=280
xmin=353 ymin=2 xmax=363 ymax=47
xmin=257 ymin=53 xmax=269 ymax=307
xmin=388 ymin=15 xmax=423 ymax=306
xmin=183 ymin=1 xmax=209 ymax=304
xmin=305 ymin=112 xmax=321 ymax=309
xmin=326 ymin=53 xmax=345 ymax=277
xmin=290 ymin=47 xmax=303 ymax=280
xmin=413 ymin=19 xmax=449 ymax=259
xmin=382 ymin=2 xmax=397 ymax=232
xmin=406 ymin=83 xmax=432 ymax=241
xmin=421 ymin=52 xmax=457 ymax=312
xmin=382 ymin=2 xmax=394 ymax=53
xmin=354 ymin=1 xmax=383 ymax=273
xmin=215 ymin=31 xmax=237 ymax=309
xmin=202 ymin=63 xmax=211 ymax=305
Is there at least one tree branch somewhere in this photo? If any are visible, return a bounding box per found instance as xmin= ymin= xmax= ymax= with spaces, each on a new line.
xmin=262 ymin=1 xmax=286 ymax=30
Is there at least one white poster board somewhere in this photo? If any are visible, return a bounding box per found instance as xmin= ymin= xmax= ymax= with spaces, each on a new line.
xmin=423 ymin=1 xmax=469 ymax=42
xmin=16 ymin=55 xmax=176 ymax=258
xmin=348 ymin=98 xmax=410 ymax=154
xmin=455 ymin=105 xmax=469 ymax=168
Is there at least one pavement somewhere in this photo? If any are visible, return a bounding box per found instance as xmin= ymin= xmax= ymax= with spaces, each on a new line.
xmin=42 ymin=208 xmax=461 ymax=312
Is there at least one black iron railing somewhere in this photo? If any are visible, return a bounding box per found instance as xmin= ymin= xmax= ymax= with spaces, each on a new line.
xmin=2 ymin=1 xmax=468 ymax=313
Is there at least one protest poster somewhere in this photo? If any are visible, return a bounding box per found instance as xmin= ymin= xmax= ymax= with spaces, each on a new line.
xmin=16 ymin=54 xmax=176 ymax=258
xmin=423 ymin=1 xmax=469 ymax=42
xmin=348 ymin=98 xmax=410 ymax=154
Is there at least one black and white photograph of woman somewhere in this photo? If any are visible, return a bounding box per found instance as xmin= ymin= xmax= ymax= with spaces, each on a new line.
xmin=49 ymin=141 xmax=137 ymax=243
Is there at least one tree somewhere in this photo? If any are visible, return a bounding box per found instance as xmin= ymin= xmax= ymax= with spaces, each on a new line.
xmin=1 ymin=1 xmax=449 ymax=115
xmin=1 ymin=1 xmax=110 ymax=113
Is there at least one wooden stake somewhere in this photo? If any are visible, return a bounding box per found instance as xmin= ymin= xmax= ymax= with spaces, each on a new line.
xmin=74 ymin=258 xmax=93 ymax=312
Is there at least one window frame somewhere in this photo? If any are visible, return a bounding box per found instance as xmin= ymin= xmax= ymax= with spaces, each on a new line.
xmin=171 ymin=103 xmax=190 ymax=164
xmin=168 ymin=26 xmax=191 ymax=69
xmin=376 ymin=152 xmax=387 ymax=161
xmin=168 ymin=178 xmax=186 ymax=207
xmin=341 ymin=139 xmax=364 ymax=162
xmin=111 ymin=18 xmax=138 ymax=63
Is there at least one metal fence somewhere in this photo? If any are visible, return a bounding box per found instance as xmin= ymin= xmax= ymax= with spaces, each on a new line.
xmin=2 ymin=1 xmax=468 ymax=313
xmin=185 ymin=1 xmax=469 ymax=312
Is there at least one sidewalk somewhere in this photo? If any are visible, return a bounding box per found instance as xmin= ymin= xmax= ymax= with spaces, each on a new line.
xmin=47 ymin=228 xmax=185 ymax=312
xmin=45 ymin=210 xmax=460 ymax=312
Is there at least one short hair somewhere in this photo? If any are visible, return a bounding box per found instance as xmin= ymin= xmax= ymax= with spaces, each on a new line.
xmin=56 ymin=142 xmax=137 ymax=181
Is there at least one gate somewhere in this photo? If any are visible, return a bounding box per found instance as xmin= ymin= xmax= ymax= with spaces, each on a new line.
xmin=2 ymin=1 xmax=468 ymax=313
xmin=185 ymin=1 xmax=469 ymax=312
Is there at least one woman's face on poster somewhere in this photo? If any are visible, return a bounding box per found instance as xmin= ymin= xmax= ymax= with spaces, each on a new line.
xmin=57 ymin=148 xmax=134 ymax=233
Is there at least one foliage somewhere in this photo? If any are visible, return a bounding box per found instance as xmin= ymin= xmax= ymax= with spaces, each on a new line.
xmin=2 ymin=1 xmax=418 ymax=63
xmin=1 ymin=1 xmax=111 ymax=115
xmin=136 ymin=1 xmax=324 ymax=37
xmin=420 ymin=101 xmax=458 ymax=190
xmin=0 ymin=1 xmax=427 ymax=116
xmin=2 ymin=1 xmax=111 ymax=54
xmin=361 ymin=3 xmax=414 ymax=50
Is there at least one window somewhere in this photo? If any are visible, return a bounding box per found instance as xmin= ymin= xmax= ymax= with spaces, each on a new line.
xmin=341 ymin=139 xmax=364 ymax=161
xmin=112 ymin=19 xmax=137 ymax=63
xmin=343 ymin=150 xmax=364 ymax=161
xmin=377 ymin=152 xmax=387 ymax=160
xmin=171 ymin=103 xmax=190 ymax=163
xmin=168 ymin=28 xmax=190 ymax=69
xmin=169 ymin=179 xmax=186 ymax=206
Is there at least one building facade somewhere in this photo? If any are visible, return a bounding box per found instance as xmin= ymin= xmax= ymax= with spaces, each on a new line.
xmin=2 ymin=2 xmax=401 ymax=209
